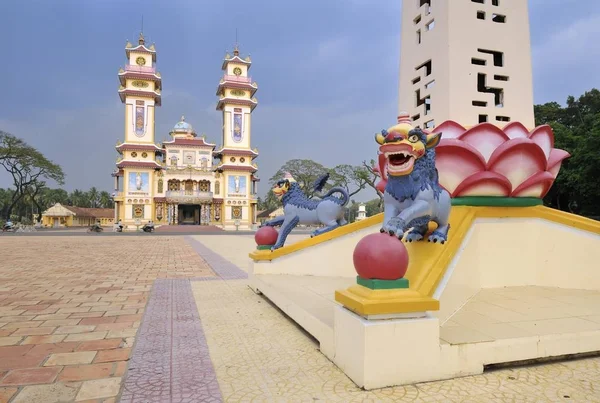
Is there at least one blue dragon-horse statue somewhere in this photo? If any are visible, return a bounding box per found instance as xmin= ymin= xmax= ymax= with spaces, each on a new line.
xmin=262 ymin=172 xmax=349 ymax=250
xmin=375 ymin=120 xmax=451 ymax=243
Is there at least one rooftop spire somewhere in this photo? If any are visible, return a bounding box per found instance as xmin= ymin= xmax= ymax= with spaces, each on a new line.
xmin=138 ymin=15 xmax=145 ymax=45
xmin=233 ymin=28 xmax=239 ymax=56
xmin=180 ymin=115 xmax=185 ymax=121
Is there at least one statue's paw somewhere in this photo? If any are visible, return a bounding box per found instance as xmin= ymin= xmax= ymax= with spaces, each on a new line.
xmin=427 ymin=232 xmax=447 ymax=244
xmin=404 ymin=232 xmax=424 ymax=243
xmin=381 ymin=217 xmax=406 ymax=238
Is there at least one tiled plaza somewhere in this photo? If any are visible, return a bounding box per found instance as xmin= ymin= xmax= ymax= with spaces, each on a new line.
xmin=0 ymin=235 xmax=599 ymax=402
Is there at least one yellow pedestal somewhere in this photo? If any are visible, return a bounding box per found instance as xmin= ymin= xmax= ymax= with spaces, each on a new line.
xmin=335 ymin=285 xmax=439 ymax=317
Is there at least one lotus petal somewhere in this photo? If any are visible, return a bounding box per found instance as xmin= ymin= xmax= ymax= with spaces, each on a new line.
xmin=488 ymin=138 xmax=547 ymax=189
xmin=528 ymin=125 xmax=554 ymax=160
xmin=458 ymin=123 xmax=510 ymax=162
xmin=433 ymin=121 xmax=466 ymax=139
xmin=453 ymin=171 xmax=512 ymax=197
xmin=547 ymin=149 xmax=571 ymax=178
xmin=436 ymin=139 xmax=487 ymax=195
xmin=511 ymin=171 xmax=555 ymax=198
xmin=503 ymin=122 xmax=530 ymax=139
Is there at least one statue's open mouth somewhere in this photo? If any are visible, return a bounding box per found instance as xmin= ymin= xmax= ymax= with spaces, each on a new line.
xmin=386 ymin=151 xmax=415 ymax=175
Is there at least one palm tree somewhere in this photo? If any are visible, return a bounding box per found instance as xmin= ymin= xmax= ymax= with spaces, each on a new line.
xmin=70 ymin=189 xmax=85 ymax=207
xmin=99 ymin=191 xmax=113 ymax=208
xmin=87 ymin=187 xmax=100 ymax=208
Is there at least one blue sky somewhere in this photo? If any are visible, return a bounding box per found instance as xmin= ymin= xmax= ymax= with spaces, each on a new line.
xmin=0 ymin=0 xmax=598 ymax=200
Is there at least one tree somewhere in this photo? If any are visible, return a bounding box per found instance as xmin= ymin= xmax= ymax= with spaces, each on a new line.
xmin=535 ymin=88 xmax=600 ymax=216
xmin=87 ymin=187 xmax=100 ymax=208
xmin=269 ymin=159 xmax=329 ymax=198
xmin=257 ymin=189 xmax=280 ymax=211
xmin=328 ymin=164 xmax=369 ymax=198
xmin=0 ymin=132 xmax=65 ymax=219
xmin=99 ymin=191 xmax=113 ymax=208
xmin=359 ymin=159 xmax=384 ymax=206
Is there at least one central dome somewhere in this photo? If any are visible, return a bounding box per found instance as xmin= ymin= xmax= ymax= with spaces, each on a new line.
xmin=170 ymin=115 xmax=196 ymax=137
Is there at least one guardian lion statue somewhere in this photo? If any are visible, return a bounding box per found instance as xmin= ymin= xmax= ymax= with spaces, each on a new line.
xmin=262 ymin=172 xmax=349 ymax=250
xmin=375 ymin=120 xmax=451 ymax=243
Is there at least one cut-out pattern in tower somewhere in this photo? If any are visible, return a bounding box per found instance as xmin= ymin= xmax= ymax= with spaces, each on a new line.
xmin=399 ymin=0 xmax=534 ymax=129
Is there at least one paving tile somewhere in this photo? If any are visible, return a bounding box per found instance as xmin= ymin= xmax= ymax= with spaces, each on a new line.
xmin=54 ymin=325 xmax=96 ymax=334
xmin=0 ymin=387 xmax=18 ymax=403
xmin=27 ymin=342 xmax=79 ymax=358
xmin=33 ymin=314 xmax=71 ymax=321
xmin=11 ymin=381 xmax=80 ymax=403
xmin=75 ymin=377 xmax=121 ymax=401
xmin=95 ymin=322 xmax=133 ymax=331
xmin=44 ymin=351 xmax=97 ymax=366
xmin=21 ymin=335 xmax=67 ymax=345
xmin=79 ymin=317 xmax=116 ymax=326
xmin=113 ymin=361 xmax=127 ymax=377
xmin=64 ymin=331 xmax=108 ymax=342
xmin=93 ymin=348 xmax=131 ymax=363
xmin=1 ymin=321 xmax=43 ymax=329
xmin=106 ymin=328 xmax=137 ymax=338
xmin=102 ymin=309 xmax=137 ymax=317
xmin=41 ymin=319 xmax=82 ymax=327
xmin=10 ymin=327 xmax=56 ymax=336
xmin=0 ymin=337 xmax=22 ymax=347
xmin=0 ymin=355 xmax=45 ymax=372
xmin=0 ymin=344 xmax=33 ymax=358
xmin=58 ymin=363 xmax=113 ymax=382
xmin=0 ymin=367 xmax=61 ymax=386
xmin=69 ymin=312 xmax=105 ymax=319
xmin=76 ymin=339 xmax=122 ymax=352
xmin=114 ymin=314 xmax=143 ymax=323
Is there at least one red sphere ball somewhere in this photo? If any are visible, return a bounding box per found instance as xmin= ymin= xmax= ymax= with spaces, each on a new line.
xmin=255 ymin=226 xmax=278 ymax=246
xmin=353 ymin=233 xmax=409 ymax=280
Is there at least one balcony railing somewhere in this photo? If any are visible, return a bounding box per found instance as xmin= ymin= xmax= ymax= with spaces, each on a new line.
xmin=222 ymin=74 xmax=252 ymax=84
xmin=165 ymin=190 xmax=213 ymax=200
xmin=124 ymin=65 xmax=156 ymax=74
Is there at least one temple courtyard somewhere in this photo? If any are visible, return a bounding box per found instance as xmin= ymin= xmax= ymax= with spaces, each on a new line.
xmin=0 ymin=235 xmax=599 ymax=402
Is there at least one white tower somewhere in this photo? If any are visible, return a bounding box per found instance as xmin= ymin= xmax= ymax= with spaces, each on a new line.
xmin=399 ymin=0 xmax=535 ymax=129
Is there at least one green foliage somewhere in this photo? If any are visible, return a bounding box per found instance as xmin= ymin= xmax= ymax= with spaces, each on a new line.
xmin=535 ymin=88 xmax=600 ymax=216
xmin=0 ymin=130 xmax=112 ymax=222
xmin=269 ymin=159 xmax=376 ymax=201
xmin=0 ymin=186 xmax=115 ymax=223
xmin=0 ymin=130 xmax=65 ymax=219
xmin=347 ymin=198 xmax=384 ymax=221
xmin=257 ymin=189 xmax=280 ymax=211
xmin=269 ymin=159 xmax=330 ymax=198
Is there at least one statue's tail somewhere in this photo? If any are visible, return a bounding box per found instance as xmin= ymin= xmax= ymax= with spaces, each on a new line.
xmin=322 ymin=187 xmax=350 ymax=206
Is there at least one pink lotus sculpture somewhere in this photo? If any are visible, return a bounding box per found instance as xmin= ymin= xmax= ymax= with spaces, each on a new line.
xmin=374 ymin=121 xmax=570 ymax=199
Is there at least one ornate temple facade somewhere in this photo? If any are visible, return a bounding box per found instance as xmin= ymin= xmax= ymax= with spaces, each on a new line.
xmin=112 ymin=34 xmax=259 ymax=230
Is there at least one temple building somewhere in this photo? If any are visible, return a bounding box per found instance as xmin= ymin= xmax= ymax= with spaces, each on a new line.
xmin=112 ymin=33 xmax=259 ymax=230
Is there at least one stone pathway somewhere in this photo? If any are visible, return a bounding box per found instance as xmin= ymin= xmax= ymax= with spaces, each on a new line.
xmin=0 ymin=236 xmax=214 ymax=402
xmin=2 ymin=234 xmax=600 ymax=402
